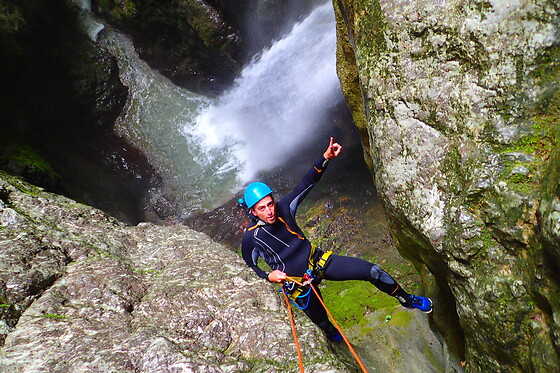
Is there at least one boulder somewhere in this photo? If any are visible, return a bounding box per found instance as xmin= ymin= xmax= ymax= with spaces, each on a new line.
xmin=0 ymin=171 xmax=354 ymax=372
xmin=334 ymin=0 xmax=559 ymax=371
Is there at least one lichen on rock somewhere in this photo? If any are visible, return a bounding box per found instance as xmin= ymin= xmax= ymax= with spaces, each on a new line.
xmin=0 ymin=171 xmax=353 ymax=372
xmin=335 ymin=0 xmax=560 ymax=370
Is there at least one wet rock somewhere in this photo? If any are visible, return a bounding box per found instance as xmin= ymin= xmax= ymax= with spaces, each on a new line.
xmin=335 ymin=0 xmax=560 ymax=371
xmin=0 ymin=0 xmax=158 ymax=225
xmin=93 ymin=0 xmax=244 ymax=94
xmin=0 ymin=171 xmax=354 ymax=372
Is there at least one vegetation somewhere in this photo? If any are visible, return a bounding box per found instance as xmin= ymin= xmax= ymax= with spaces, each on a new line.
xmin=294 ymin=160 xmax=420 ymax=330
xmin=97 ymin=0 xmax=137 ymax=20
xmin=0 ymin=141 xmax=59 ymax=181
xmin=320 ymin=279 xmax=400 ymax=329
xmin=40 ymin=313 xmax=69 ymax=320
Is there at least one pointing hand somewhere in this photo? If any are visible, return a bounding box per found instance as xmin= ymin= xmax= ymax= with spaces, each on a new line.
xmin=323 ymin=137 xmax=342 ymax=160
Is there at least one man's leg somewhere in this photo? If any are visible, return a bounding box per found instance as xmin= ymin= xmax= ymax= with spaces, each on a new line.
xmin=295 ymin=285 xmax=342 ymax=341
xmin=321 ymin=255 xmax=433 ymax=313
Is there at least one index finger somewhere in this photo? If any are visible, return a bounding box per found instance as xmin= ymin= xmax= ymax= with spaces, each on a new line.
xmin=329 ymin=137 xmax=334 ymax=148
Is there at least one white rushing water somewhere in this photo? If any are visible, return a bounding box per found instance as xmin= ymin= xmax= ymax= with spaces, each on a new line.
xmin=78 ymin=0 xmax=340 ymax=215
xmin=188 ymin=2 xmax=340 ymax=182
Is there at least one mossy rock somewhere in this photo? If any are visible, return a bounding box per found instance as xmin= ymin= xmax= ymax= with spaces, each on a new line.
xmin=0 ymin=139 xmax=60 ymax=190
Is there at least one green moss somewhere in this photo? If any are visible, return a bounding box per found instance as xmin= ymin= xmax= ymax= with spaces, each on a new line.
xmin=506 ymin=121 xmax=555 ymax=157
xmin=321 ymin=280 xmax=399 ymax=328
xmin=39 ymin=313 xmax=69 ymax=320
xmin=360 ymin=326 xmax=374 ymax=335
xmin=374 ymin=308 xmax=413 ymax=329
xmin=480 ymin=230 xmax=495 ymax=250
xmin=354 ymin=1 xmax=387 ymax=59
xmin=441 ymin=145 xmax=473 ymax=196
xmin=184 ymin=1 xmax=221 ymax=49
xmin=134 ymin=268 xmax=164 ymax=277
xmin=498 ymin=45 xmax=559 ymax=190
xmin=98 ymin=0 xmax=136 ymax=20
xmin=243 ymin=357 xmax=299 ymax=372
xmin=334 ymin=1 xmax=373 ymax=168
xmin=84 ymin=250 xmax=117 ymax=262
xmin=493 ymin=86 xmax=558 ymax=197
xmin=0 ymin=137 xmax=60 ymax=189
xmin=388 ymin=309 xmax=413 ymax=328
xmin=504 ymin=44 xmax=560 ymax=161
xmin=0 ymin=2 xmax=25 ymax=34
xmin=0 ymin=171 xmax=42 ymax=203
xmin=9 ymin=144 xmax=58 ymax=178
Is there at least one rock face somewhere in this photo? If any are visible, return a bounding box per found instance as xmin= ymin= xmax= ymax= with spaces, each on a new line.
xmin=0 ymin=0 xmax=159 ymax=224
xmin=92 ymin=0 xmax=323 ymax=94
xmin=93 ymin=0 xmax=244 ymax=94
xmin=334 ymin=0 xmax=559 ymax=371
xmin=0 ymin=171 xmax=354 ymax=372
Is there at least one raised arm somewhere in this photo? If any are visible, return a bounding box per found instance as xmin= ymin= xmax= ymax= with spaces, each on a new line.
xmin=282 ymin=137 xmax=343 ymax=217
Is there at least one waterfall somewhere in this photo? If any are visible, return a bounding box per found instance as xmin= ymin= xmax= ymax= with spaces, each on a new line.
xmin=98 ymin=31 xmax=216 ymax=215
xmin=188 ymin=2 xmax=340 ymax=182
xmin=78 ymin=0 xmax=340 ymax=216
xmin=73 ymin=0 xmax=105 ymax=41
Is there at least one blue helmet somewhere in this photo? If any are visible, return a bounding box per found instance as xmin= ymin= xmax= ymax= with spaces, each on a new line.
xmin=242 ymin=182 xmax=273 ymax=209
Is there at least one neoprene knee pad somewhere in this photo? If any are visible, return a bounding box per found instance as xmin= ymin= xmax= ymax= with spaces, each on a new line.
xmin=370 ymin=264 xmax=396 ymax=286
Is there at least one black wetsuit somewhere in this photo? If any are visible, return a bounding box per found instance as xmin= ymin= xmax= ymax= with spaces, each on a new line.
xmin=241 ymin=155 xmax=409 ymax=333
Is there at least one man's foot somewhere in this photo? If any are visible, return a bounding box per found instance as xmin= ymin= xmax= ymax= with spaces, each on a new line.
xmin=326 ymin=329 xmax=344 ymax=342
xmin=401 ymin=294 xmax=433 ymax=313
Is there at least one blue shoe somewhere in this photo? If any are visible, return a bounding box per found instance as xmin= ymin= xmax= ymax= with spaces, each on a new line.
xmin=326 ymin=329 xmax=344 ymax=342
xmin=402 ymin=294 xmax=433 ymax=313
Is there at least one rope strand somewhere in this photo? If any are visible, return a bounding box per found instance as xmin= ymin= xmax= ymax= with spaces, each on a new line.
xmin=282 ymin=287 xmax=305 ymax=373
xmin=285 ymin=276 xmax=369 ymax=373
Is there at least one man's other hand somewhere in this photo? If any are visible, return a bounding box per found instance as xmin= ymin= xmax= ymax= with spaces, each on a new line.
xmin=268 ymin=270 xmax=287 ymax=283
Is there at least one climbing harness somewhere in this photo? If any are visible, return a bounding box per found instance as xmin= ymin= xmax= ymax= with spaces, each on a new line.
xmin=280 ymin=269 xmax=313 ymax=309
xmin=281 ymin=273 xmax=369 ymax=373
xmin=284 ymin=270 xmax=313 ymax=296
xmin=314 ymin=249 xmax=332 ymax=277
xmin=281 ymin=249 xmax=332 ymax=304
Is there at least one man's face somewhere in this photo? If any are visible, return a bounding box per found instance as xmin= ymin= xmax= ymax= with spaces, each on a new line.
xmin=251 ymin=195 xmax=276 ymax=224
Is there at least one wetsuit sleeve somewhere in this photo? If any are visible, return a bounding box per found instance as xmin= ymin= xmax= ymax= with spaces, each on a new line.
xmin=241 ymin=230 xmax=269 ymax=280
xmin=282 ymin=156 xmax=330 ymax=217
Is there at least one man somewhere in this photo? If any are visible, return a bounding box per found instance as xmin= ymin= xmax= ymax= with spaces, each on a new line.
xmin=240 ymin=137 xmax=432 ymax=341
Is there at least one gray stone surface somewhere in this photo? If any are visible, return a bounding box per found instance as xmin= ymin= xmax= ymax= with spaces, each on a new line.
xmin=335 ymin=0 xmax=559 ymax=371
xmin=0 ymin=171 xmax=354 ymax=372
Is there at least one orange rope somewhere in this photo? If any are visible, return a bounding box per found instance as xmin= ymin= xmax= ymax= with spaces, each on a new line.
xmin=281 ymin=287 xmax=305 ymax=373
xmin=285 ymin=276 xmax=369 ymax=373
